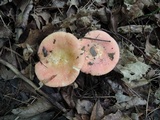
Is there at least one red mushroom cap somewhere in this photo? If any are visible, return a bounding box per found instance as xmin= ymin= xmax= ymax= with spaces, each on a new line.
xmin=35 ymin=32 xmax=84 ymax=87
xmin=80 ymin=30 xmax=120 ymax=76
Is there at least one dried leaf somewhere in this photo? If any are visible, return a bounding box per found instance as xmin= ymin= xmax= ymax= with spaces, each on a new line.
xmin=118 ymin=25 xmax=153 ymax=34
xmin=64 ymin=109 xmax=74 ymax=120
xmin=90 ymin=100 xmax=104 ymax=120
xmin=120 ymin=61 xmax=150 ymax=81
xmin=0 ymin=25 xmax=12 ymax=38
xmin=0 ymin=51 xmax=17 ymax=80
xmin=145 ymin=39 xmax=160 ymax=64
xmin=102 ymin=110 xmax=131 ymax=120
xmin=141 ymin=0 xmax=154 ymax=6
xmin=12 ymin=97 xmax=52 ymax=118
xmin=23 ymin=44 xmax=34 ymax=61
xmin=22 ymin=2 xmax=33 ymax=27
xmin=15 ymin=0 xmax=33 ymax=41
xmin=154 ymin=88 xmax=160 ymax=104
xmin=81 ymin=114 xmax=90 ymax=120
xmin=21 ymin=64 xmax=34 ymax=80
xmin=114 ymin=92 xmax=147 ymax=110
xmin=23 ymin=29 xmax=40 ymax=46
xmin=124 ymin=0 xmax=144 ymax=20
xmin=131 ymin=113 xmax=139 ymax=120
xmin=61 ymin=87 xmax=76 ymax=108
xmin=18 ymin=23 xmax=55 ymax=48
xmin=51 ymin=0 xmax=66 ymax=8
xmin=66 ymin=0 xmax=79 ymax=17
xmin=38 ymin=11 xmax=51 ymax=24
xmin=107 ymin=80 xmax=123 ymax=93
xmin=0 ymin=0 xmax=9 ymax=6
xmin=76 ymin=16 xmax=91 ymax=28
xmin=94 ymin=0 xmax=106 ymax=6
xmin=117 ymin=50 xmax=150 ymax=88
xmin=76 ymin=99 xmax=94 ymax=114
xmin=15 ymin=0 xmax=31 ymax=13
xmin=93 ymin=7 xmax=109 ymax=24
xmin=31 ymin=14 xmax=41 ymax=29
xmin=0 ymin=112 xmax=55 ymax=120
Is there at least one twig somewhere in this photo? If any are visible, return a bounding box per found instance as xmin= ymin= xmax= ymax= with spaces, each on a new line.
xmin=145 ymin=85 xmax=151 ymax=119
xmin=83 ymin=37 xmax=111 ymax=42
xmin=103 ymin=29 xmax=160 ymax=67
xmin=0 ymin=58 xmax=66 ymax=112
xmin=76 ymin=95 xmax=116 ymax=99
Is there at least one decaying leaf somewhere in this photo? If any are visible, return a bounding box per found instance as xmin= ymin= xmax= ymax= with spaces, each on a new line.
xmin=21 ymin=63 xmax=34 ymax=80
xmin=124 ymin=0 xmax=144 ymax=20
xmin=18 ymin=23 xmax=54 ymax=48
xmin=76 ymin=16 xmax=91 ymax=28
xmin=154 ymin=88 xmax=160 ymax=104
xmin=12 ymin=97 xmax=52 ymax=118
xmin=61 ymin=87 xmax=76 ymax=108
xmin=15 ymin=0 xmax=33 ymax=42
xmin=0 ymin=51 xmax=17 ymax=80
xmin=145 ymin=39 xmax=160 ymax=64
xmin=0 ymin=111 xmax=55 ymax=120
xmin=107 ymin=79 xmax=124 ymax=93
xmin=117 ymin=50 xmax=150 ymax=88
xmin=90 ymin=100 xmax=104 ymax=120
xmin=51 ymin=0 xmax=66 ymax=9
xmin=0 ymin=25 xmax=12 ymax=39
xmin=113 ymin=91 xmax=147 ymax=110
xmin=31 ymin=10 xmax=51 ymax=29
xmin=0 ymin=25 xmax=12 ymax=48
xmin=64 ymin=109 xmax=74 ymax=120
xmin=131 ymin=113 xmax=139 ymax=120
xmin=120 ymin=61 xmax=150 ymax=81
xmin=76 ymin=99 xmax=94 ymax=114
xmin=23 ymin=44 xmax=34 ymax=61
xmin=66 ymin=0 xmax=79 ymax=17
xmin=61 ymin=8 xmax=90 ymax=30
xmin=102 ymin=110 xmax=131 ymax=120
xmin=92 ymin=7 xmax=110 ymax=24
xmin=94 ymin=0 xmax=106 ymax=6
xmin=0 ymin=0 xmax=9 ymax=6
xmin=118 ymin=25 xmax=153 ymax=34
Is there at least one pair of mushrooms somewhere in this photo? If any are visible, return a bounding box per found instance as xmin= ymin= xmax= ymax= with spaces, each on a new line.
xmin=35 ymin=30 xmax=120 ymax=87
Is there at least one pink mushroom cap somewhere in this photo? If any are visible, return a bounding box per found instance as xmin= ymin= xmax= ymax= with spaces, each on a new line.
xmin=35 ymin=32 xmax=84 ymax=87
xmin=80 ymin=30 xmax=120 ymax=76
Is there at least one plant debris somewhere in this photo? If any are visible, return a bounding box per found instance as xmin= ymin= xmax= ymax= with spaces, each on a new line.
xmin=0 ymin=0 xmax=160 ymax=119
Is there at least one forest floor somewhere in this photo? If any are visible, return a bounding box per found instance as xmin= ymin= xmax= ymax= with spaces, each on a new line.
xmin=0 ymin=0 xmax=160 ymax=120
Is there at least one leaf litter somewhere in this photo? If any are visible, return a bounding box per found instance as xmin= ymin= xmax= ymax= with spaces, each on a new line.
xmin=0 ymin=0 xmax=160 ymax=120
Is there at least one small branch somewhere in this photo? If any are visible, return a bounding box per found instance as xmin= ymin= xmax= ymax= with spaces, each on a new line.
xmin=82 ymin=37 xmax=111 ymax=42
xmin=0 ymin=58 xmax=66 ymax=112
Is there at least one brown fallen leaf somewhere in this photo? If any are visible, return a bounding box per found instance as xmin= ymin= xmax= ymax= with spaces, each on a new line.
xmin=0 ymin=25 xmax=12 ymax=39
xmin=31 ymin=9 xmax=51 ymax=29
xmin=51 ymin=0 xmax=66 ymax=9
xmin=21 ymin=63 xmax=34 ymax=80
xmin=22 ymin=23 xmax=55 ymax=47
xmin=0 ymin=51 xmax=17 ymax=80
xmin=61 ymin=86 xmax=76 ymax=108
xmin=145 ymin=34 xmax=160 ymax=65
xmin=11 ymin=97 xmax=53 ymax=118
xmin=76 ymin=99 xmax=94 ymax=114
xmin=66 ymin=0 xmax=79 ymax=17
xmin=90 ymin=100 xmax=104 ymax=120
xmin=102 ymin=110 xmax=131 ymax=120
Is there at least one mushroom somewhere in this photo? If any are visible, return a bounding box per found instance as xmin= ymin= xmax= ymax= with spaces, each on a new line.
xmin=35 ymin=32 xmax=84 ymax=87
xmin=80 ymin=30 xmax=120 ymax=76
